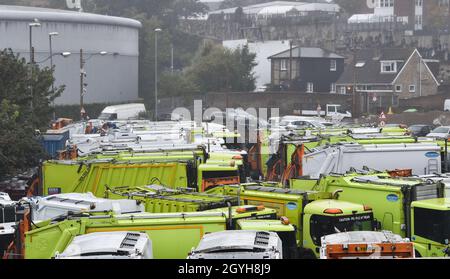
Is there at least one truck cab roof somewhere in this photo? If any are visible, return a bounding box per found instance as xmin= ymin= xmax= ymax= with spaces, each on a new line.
xmin=188 ymin=230 xmax=282 ymax=259
xmin=321 ymin=231 xmax=408 ymax=245
xmin=349 ymin=175 xmax=426 ymax=187
xmin=205 ymin=205 xmax=277 ymax=219
xmin=101 ymin=103 xmax=146 ymax=114
xmin=55 ymin=232 xmax=152 ymax=259
xmin=411 ymin=198 xmax=450 ymax=211
xmin=29 ymin=192 xmax=144 ymax=222
xmin=237 ymin=219 xmax=295 ymax=232
xmin=305 ymin=199 xmax=368 ymax=216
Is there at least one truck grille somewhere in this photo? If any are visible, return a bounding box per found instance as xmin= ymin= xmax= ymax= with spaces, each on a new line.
xmin=120 ymin=233 xmax=141 ymax=249
xmin=254 ymin=232 xmax=270 ymax=247
xmin=414 ymin=184 xmax=442 ymax=201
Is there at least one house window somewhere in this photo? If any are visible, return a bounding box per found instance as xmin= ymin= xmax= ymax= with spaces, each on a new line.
xmin=340 ymin=87 xmax=346 ymax=94
xmin=415 ymin=15 xmax=423 ymax=29
xmin=355 ymin=61 xmax=366 ymax=68
xmin=330 ymin=83 xmax=336 ymax=93
xmin=381 ymin=61 xmax=397 ymax=73
xmin=392 ymin=95 xmax=399 ymax=106
xmin=395 ymin=85 xmax=402 ymax=92
xmin=415 ymin=0 xmax=423 ymax=7
xmin=280 ymin=59 xmax=287 ymax=71
xmin=439 ymin=0 xmax=449 ymax=7
xmin=409 ymin=85 xmax=416 ymax=93
xmin=307 ymin=82 xmax=314 ymax=93
xmin=330 ymin=60 xmax=337 ymax=71
xmin=378 ymin=0 xmax=394 ymax=8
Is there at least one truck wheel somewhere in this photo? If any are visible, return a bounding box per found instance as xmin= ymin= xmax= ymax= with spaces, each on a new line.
xmin=415 ymin=250 xmax=422 ymax=258
xmin=249 ymin=171 xmax=260 ymax=180
xmin=298 ymin=248 xmax=317 ymax=259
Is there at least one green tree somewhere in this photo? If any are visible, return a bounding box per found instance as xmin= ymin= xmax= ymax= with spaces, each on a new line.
xmin=186 ymin=43 xmax=257 ymax=93
xmin=0 ymin=49 xmax=63 ymax=177
xmin=0 ymin=49 xmax=63 ymax=129
xmin=159 ymin=72 xmax=200 ymax=97
xmin=0 ymin=100 xmax=46 ymax=178
xmin=334 ymin=0 xmax=367 ymax=15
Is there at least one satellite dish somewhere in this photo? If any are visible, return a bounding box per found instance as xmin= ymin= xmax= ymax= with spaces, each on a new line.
xmin=66 ymin=0 xmax=83 ymax=12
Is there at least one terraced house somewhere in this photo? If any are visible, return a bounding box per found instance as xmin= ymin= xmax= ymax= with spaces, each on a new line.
xmin=336 ymin=48 xmax=440 ymax=114
xmin=269 ymin=46 xmax=345 ymax=93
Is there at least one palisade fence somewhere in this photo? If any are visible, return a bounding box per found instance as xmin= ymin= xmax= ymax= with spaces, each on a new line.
xmin=345 ymin=21 xmax=409 ymax=32
xmin=158 ymin=91 xmax=352 ymax=116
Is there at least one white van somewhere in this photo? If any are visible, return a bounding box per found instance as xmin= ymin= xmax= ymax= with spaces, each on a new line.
xmin=99 ymin=103 xmax=146 ymax=120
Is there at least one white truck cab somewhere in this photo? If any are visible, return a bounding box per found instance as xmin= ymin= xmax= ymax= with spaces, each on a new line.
xmin=27 ymin=192 xmax=144 ymax=222
xmin=55 ymin=232 xmax=153 ymax=259
xmin=188 ymin=231 xmax=283 ymax=259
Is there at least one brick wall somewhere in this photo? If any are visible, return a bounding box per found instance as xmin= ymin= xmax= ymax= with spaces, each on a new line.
xmin=399 ymin=92 xmax=450 ymax=111
xmin=396 ymin=51 xmax=439 ymax=99
xmin=159 ymin=92 xmax=352 ymax=116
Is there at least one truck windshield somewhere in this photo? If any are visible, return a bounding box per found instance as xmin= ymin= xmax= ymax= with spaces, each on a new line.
xmin=310 ymin=213 xmax=374 ymax=246
xmin=414 ymin=207 xmax=450 ymax=245
xmin=276 ymin=231 xmax=298 ymax=259
xmin=98 ymin=113 xmax=117 ymax=120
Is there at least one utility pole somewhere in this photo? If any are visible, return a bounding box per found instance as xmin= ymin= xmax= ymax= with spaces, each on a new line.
xmin=78 ymin=50 xmax=108 ymax=120
xmin=29 ymin=21 xmax=41 ymax=114
xmin=49 ymin=32 xmax=59 ymax=120
xmin=29 ymin=27 xmax=33 ymax=112
xmin=289 ymin=40 xmax=293 ymax=88
xmin=419 ymin=54 xmax=422 ymax=97
xmin=80 ymin=48 xmax=85 ymax=120
xmin=352 ymin=49 xmax=357 ymax=117
xmin=171 ymin=44 xmax=174 ymax=74
xmin=154 ymin=28 xmax=162 ymax=121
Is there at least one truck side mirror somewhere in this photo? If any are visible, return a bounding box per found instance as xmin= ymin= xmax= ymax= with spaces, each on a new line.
xmin=373 ymin=220 xmax=382 ymax=231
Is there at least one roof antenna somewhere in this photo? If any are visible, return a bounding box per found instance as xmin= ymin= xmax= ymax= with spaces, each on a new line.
xmin=66 ymin=0 xmax=83 ymax=12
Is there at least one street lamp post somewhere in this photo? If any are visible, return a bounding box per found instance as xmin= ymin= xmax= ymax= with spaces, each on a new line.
xmin=79 ymin=50 xmax=108 ymax=120
xmin=80 ymin=48 xmax=85 ymax=120
xmin=29 ymin=20 xmax=41 ymax=114
xmin=154 ymin=28 xmax=162 ymax=121
xmin=49 ymin=32 xmax=59 ymax=120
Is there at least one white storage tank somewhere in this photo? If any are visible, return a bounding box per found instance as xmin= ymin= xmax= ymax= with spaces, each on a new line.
xmin=0 ymin=5 xmax=141 ymax=105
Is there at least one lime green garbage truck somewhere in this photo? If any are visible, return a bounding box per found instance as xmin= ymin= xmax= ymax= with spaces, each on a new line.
xmin=24 ymin=205 xmax=278 ymax=259
xmin=206 ymin=183 xmax=377 ymax=258
xmin=40 ymin=148 xmax=244 ymax=196
xmin=105 ymin=185 xmax=239 ymax=213
xmin=290 ymin=174 xmax=450 ymax=257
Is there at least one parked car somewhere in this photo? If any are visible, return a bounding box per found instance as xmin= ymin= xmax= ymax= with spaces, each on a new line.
xmin=279 ymin=116 xmax=326 ymax=130
xmin=426 ymin=126 xmax=450 ymax=139
xmin=408 ymin=125 xmax=434 ymax=137
xmin=383 ymin=123 xmax=408 ymax=129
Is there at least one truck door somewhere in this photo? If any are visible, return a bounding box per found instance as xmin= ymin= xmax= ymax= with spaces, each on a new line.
xmin=382 ymin=213 xmax=394 ymax=232
xmin=427 ymin=159 xmax=439 ymax=174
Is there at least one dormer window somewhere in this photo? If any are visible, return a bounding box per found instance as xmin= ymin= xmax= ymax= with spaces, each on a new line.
xmin=280 ymin=59 xmax=288 ymax=71
xmin=330 ymin=60 xmax=337 ymax=71
xmin=381 ymin=61 xmax=397 ymax=73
